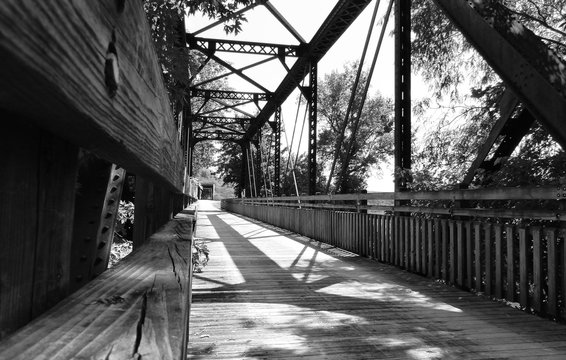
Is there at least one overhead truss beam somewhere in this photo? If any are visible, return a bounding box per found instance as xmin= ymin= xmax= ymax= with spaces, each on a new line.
xmin=244 ymin=0 xmax=373 ymax=141
xmin=191 ymin=116 xmax=254 ymax=125
xmin=192 ymin=133 xmax=244 ymax=143
xmin=190 ymin=88 xmax=272 ymax=102
xmin=188 ymin=35 xmax=304 ymax=57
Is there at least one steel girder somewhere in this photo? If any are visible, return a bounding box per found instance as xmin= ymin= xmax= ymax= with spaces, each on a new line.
xmin=191 ymin=115 xmax=250 ymax=142
xmin=274 ymin=106 xmax=281 ymax=196
xmin=188 ymin=35 xmax=304 ymax=57
xmin=192 ymin=132 xmax=245 ymax=144
xmin=394 ymin=0 xmax=412 ymax=193
xmin=192 ymin=116 xmax=253 ymax=125
xmin=190 ymin=88 xmax=272 ymax=102
xmin=433 ymin=0 xmax=566 ymax=150
xmin=243 ymin=0 xmax=374 ymax=142
xmin=307 ymin=62 xmax=318 ymax=195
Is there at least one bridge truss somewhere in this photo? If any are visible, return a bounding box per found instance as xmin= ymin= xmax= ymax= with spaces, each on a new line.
xmin=186 ymin=0 xmax=566 ymax=197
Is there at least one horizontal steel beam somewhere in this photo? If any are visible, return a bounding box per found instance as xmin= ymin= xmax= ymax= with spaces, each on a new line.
xmin=192 ymin=132 xmax=244 ymax=143
xmin=191 ymin=116 xmax=254 ymax=125
xmin=187 ymin=35 xmax=304 ymax=56
xmin=190 ymin=88 xmax=272 ymax=101
xmin=194 ymin=127 xmax=245 ymax=135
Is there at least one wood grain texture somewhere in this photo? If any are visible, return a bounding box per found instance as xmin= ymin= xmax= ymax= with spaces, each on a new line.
xmin=0 ymin=0 xmax=183 ymax=191
xmin=0 ymin=212 xmax=195 ymax=360
xmin=1 ymin=120 xmax=80 ymax=338
xmin=0 ymin=121 xmax=40 ymax=338
xmin=32 ymin=131 xmax=79 ymax=317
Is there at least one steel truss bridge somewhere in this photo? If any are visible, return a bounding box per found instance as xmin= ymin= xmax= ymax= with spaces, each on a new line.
xmin=0 ymin=0 xmax=566 ymax=358
xmin=185 ymin=0 xmax=566 ymax=198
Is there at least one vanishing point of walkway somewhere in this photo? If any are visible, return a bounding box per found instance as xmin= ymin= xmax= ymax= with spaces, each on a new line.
xmin=188 ymin=201 xmax=566 ymax=359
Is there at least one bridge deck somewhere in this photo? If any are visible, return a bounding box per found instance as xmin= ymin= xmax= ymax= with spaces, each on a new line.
xmin=189 ymin=201 xmax=566 ymax=359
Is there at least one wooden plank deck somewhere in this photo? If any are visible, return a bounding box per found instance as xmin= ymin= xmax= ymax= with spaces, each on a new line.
xmin=189 ymin=201 xmax=566 ymax=359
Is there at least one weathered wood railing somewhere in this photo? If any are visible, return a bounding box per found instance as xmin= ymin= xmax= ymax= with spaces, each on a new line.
xmin=223 ymin=185 xmax=566 ymax=320
xmin=0 ymin=208 xmax=197 ymax=359
xmin=0 ymin=0 xmax=197 ymax=355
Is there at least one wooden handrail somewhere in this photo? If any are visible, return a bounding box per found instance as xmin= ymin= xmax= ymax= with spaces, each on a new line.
xmin=239 ymin=185 xmax=562 ymax=202
xmin=0 ymin=210 xmax=197 ymax=360
xmin=225 ymin=185 xmax=565 ymax=221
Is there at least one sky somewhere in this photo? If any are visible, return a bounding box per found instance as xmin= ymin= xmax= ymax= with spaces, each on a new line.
xmin=186 ymin=0 xmax=428 ymax=192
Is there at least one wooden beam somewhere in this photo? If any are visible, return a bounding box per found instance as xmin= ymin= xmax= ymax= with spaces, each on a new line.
xmin=432 ymin=0 xmax=566 ymax=150
xmin=0 ymin=0 xmax=183 ymax=191
xmin=254 ymin=185 xmax=560 ymax=202
xmin=0 ymin=119 xmax=79 ymax=339
xmin=0 ymin=213 xmax=196 ymax=359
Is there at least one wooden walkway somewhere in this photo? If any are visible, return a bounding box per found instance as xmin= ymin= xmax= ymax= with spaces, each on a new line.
xmin=188 ymin=201 xmax=566 ymax=359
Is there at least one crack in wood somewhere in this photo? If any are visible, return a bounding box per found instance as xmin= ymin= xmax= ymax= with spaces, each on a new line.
xmin=104 ymin=344 xmax=114 ymax=360
xmin=167 ymin=246 xmax=183 ymax=291
xmin=132 ymin=291 xmax=147 ymax=358
xmin=174 ymin=243 xmax=188 ymax=265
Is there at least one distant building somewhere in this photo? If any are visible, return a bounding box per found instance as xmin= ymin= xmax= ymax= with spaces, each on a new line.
xmin=200 ymin=182 xmax=215 ymax=200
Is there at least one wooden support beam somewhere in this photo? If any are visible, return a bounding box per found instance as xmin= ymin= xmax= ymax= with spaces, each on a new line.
xmin=0 ymin=0 xmax=183 ymax=191
xmin=133 ymin=177 xmax=177 ymax=250
xmin=0 ymin=119 xmax=79 ymax=339
xmin=433 ymin=0 xmax=566 ymax=150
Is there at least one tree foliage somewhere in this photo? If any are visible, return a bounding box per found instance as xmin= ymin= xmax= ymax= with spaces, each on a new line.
xmin=318 ymin=62 xmax=394 ymax=193
xmin=143 ymin=0 xmax=252 ymax=103
xmin=192 ymin=141 xmax=216 ymax=175
xmin=280 ymin=151 xmax=326 ymax=196
xmin=216 ymin=141 xmax=244 ymax=196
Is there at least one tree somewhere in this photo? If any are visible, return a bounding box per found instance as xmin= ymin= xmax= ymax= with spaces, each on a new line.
xmin=280 ymin=151 xmax=327 ymax=196
xmin=318 ymin=62 xmax=394 ymax=194
xmin=192 ymin=141 xmax=216 ymax=175
xmin=216 ymin=141 xmax=244 ymax=196
xmin=143 ymin=0 xmax=252 ymax=104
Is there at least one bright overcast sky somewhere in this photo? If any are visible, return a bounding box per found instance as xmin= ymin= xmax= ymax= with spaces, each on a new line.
xmin=185 ymin=0 xmax=428 ymax=191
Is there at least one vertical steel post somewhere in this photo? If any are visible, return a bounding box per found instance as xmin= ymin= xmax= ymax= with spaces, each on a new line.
xmin=255 ymin=133 xmax=262 ymax=196
xmin=274 ymin=106 xmax=282 ymax=196
xmin=394 ymin=0 xmax=412 ymax=194
xmin=239 ymin=142 xmax=249 ymax=198
xmin=308 ymin=61 xmax=318 ymax=195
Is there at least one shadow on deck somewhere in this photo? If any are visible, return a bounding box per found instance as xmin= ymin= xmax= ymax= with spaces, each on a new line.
xmin=188 ymin=201 xmax=566 ymax=359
